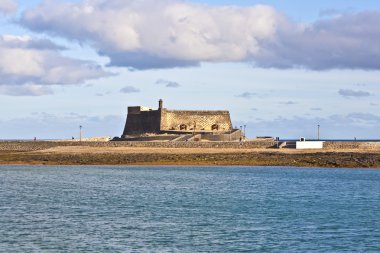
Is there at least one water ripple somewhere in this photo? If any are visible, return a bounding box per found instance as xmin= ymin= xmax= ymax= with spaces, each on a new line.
xmin=0 ymin=166 xmax=379 ymax=252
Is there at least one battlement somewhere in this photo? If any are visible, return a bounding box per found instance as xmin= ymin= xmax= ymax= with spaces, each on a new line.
xmin=127 ymin=106 xmax=155 ymax=114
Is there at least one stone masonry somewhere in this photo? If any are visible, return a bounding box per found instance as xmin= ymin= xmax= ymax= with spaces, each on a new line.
xmin=122 ymin=100 xmax=234 ymax=138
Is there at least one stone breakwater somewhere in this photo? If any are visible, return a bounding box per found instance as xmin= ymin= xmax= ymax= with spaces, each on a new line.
xmin=0 ymin=140 xmax=276 ymax=152
xmin=1 ymin=140 xmax=380 ymax=168
xmin=324 ymin=141 xmax=380 ymax=150
xmin=1 ymin=140 xmax=380 ymax=152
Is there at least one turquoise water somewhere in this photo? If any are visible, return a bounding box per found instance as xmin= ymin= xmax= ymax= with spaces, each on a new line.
xmin=0 ymin=166 xmax=379 ymax=252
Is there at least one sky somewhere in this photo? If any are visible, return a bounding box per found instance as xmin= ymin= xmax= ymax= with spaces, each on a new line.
xmin=1 ymin=0 xmax=380 ymax=140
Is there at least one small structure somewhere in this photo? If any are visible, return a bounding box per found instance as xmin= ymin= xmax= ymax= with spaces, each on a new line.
xmin=296 ymin=137 xmax=324 ymax=149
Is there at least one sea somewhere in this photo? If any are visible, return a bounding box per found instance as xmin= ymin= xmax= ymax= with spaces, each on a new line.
xmin=0 ymin=166 xmax=379 ymax=252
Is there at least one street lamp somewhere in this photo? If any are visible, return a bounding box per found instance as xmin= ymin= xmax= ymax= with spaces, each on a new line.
xmin=79 ymin=125 xmax=82 ymax=142
xmin=317 ymin=124 xmax=320 ymax=140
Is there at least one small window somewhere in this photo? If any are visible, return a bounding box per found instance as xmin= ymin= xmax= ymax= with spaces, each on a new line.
xmin=211 ymin=124 xmax=219 ymax=131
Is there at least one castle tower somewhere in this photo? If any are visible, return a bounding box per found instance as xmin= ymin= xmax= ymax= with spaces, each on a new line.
xmin=158 ymin=99 xmax=163 ymax=109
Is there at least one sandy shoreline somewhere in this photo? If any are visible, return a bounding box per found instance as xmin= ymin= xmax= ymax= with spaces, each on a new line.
xmin=1 ymin=144 xmax=380 ymax=168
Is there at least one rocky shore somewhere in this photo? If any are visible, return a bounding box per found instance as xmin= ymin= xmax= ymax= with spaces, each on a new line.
xmin=1 ymin=141 xmax=380 ymax=168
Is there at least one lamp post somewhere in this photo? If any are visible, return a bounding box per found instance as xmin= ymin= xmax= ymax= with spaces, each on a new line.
xmin=317 ymin=124 xmax=320 ymax=141
xmin=239 ymin=126 xmax=243 ymax=142
xmin=79 ymin=125 xmax=82 ymax=142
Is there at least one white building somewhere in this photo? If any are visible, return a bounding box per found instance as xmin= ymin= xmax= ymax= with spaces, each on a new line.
xmin=296 ymin=137 xmax=324 ymax=149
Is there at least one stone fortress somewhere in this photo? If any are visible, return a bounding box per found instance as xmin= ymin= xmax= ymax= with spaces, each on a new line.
xmin=121 ymin=99 xmax=242 ymax=141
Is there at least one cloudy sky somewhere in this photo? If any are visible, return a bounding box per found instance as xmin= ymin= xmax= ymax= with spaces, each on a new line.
xmin=1 ymin=0 xmax=380 ymax=140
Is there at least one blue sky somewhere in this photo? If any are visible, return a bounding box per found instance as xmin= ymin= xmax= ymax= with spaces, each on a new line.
xmin=1 ymin=0 xmax=380 ymax=139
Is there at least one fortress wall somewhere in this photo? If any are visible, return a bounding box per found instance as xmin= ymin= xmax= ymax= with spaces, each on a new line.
xmin=122 ymin=110 xmax=161 ymax=136
xmin=160 ymin=110 xmax=232 ymax=132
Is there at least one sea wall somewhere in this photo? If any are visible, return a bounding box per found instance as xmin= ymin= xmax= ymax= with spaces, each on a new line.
xmin=1 ymin=140 xmax=380 ymax=152
xmin=324 ymin=141 xmax=380 ymax=150
xmin=0 ymin=140 xmax=275 ymax=152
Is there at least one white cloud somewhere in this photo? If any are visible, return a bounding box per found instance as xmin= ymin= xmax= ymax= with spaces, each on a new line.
xmin=0 ymin=84 xmax=53 ymax=96
xmin=279 ymin=101 xmax=297 ymax=105
xmin=338 ymin=89 xmax=371 ymax=98
xmin=235 ymin=92 xmax=257 ymax=99
xmin=156 ymin=79 xmax=180 ymax=88
xmin=257 ymin=11 xmax=380 ymax=70
xmin=120 ymin=86 xmax=140 ymax=93
xmin=0 ymin=35 xmax=112 ymax=95
xmin=20 ymin=0 xmax=380 ymax=70
xmin=19 ymin=1 xmax=280 ymax=69
xmin=0 ymin=0 xmax=17 ymax=14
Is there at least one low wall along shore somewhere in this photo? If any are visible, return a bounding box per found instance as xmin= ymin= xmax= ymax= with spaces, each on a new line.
xmin=323 ymin=141 xmax=380 ymax=150
xmin=1 ymin=140 xmax=380 ymax=152
xmin=0 ymin=140 xmax=274 ymax=152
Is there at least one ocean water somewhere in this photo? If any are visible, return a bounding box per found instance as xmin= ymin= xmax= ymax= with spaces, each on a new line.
xmin=0 ymin=166 xmax=379 ymax=252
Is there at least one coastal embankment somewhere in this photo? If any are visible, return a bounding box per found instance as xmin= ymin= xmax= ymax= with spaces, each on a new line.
xmin=1 ymin=141 xmax=380 ymax=168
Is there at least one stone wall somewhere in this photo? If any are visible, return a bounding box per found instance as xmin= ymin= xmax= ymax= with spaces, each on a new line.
xmin=324 ymin=141 xmax=380 ymax=150
xmin=58 ymin=136 xmax=111 ymax=142
xmin=201 ymin=130 xmax=242 ymax=141
xmin=160 ymin=109 xmax=232 ymax=132
xmin=0 ymin=141 xmax=66 ymax=151
xmin=122 ymin=109 xmax=161 ymax=136
xmin=0 ymin=140 xmax=275 ymax=152
xmin=3 ymin=141 xmax=380 ymax=153
xmin=116 ymin=135 xmax=179 ymax=142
